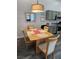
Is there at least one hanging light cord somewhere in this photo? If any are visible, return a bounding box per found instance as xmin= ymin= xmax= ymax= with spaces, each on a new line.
xmin=37 ymin=0 xmax=38 ymax=4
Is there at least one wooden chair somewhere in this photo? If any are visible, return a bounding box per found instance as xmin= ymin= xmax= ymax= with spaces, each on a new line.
xmin=37 ymin=35 xmax=60 ymax=59
xmin=22 ymin=30 xmax=33 ymax=49
xmin=49 ymin=34 xmax=60 ymax=40
xmin=41 ymin=25 xmax=48 ymax=32
xmin=22 ymin=25 xmax=34 ymax=44
xmin=27 ymin=24 xmax=35 ymax=30
xmin=41 ymin=25 xmax=60 ymax=41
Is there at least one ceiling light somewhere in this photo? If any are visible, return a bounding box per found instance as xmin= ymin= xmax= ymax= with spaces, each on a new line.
xmin=32 ymin=0 xmax=44 ymax=12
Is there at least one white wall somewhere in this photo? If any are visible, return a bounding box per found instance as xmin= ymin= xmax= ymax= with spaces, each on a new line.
xmin=17 ymin=0 xmax=61 ymax=38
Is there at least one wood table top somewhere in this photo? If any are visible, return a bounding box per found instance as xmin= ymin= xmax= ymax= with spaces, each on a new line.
xmin=23 ymin=28 xmax=54 ymax=41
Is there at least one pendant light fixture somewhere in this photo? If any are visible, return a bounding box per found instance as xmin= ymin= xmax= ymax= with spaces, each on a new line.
xmin=32 ymin=0 xmax=44 ymax=12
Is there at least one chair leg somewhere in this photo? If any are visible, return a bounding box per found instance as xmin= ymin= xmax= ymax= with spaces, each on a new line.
xmin=36 ymin=46 xmax=41 ymax=55
xmin=45 ymin=55 xmax=48 ymax=59
xmin=52 ymin=53 xmax=55 ymax=59
xmin=36 ymin=46 xmax=38 ymax=55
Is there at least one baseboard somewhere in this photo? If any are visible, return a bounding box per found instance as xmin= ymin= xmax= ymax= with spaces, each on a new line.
xmin=17 ymin=35 xmax=24 ymax=39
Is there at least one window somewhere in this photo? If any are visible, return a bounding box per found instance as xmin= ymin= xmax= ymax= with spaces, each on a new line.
xmin=25 ymin=12 xmax=36 ymax=22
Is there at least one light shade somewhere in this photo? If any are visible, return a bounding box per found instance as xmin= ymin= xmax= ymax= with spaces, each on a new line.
xmin=32 ymin=4 xmax=44 ymax=12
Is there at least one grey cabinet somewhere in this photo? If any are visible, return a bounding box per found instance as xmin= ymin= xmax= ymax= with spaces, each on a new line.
xmin=46 ymin=10 xmax=57 ymax=20
xmin=48 ymin=24 xmax=57 ymax=34
xmin=46 ymin=10 xmax=61 ymax=20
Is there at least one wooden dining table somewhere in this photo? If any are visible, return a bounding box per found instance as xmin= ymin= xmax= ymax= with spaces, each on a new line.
xmin=23 ymin=28 xmax=54 ymax=54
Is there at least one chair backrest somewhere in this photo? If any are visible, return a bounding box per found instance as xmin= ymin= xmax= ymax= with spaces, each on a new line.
xmin=47 ymin=34 xmax=60 ymax=55
xmin=47 ymin=39 xmax=57 ymax=55
xmin=27 ymin=25 xmax=34 ymax=30
xmin=41 ymin=25 xmax=48 ymax=31
xmin=22 ymin=31 xmax=31 ymax=43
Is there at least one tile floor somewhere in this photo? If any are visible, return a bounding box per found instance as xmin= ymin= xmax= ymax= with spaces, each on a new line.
xmin=17 ymin=36 xmax=61 ymax=59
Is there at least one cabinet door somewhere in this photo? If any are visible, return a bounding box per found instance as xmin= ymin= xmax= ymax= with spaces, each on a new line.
xmin=46 ymin=11 xmax=53 ymax=20
xmin=46 ymin=10 xmax=57 ymax=20
xmin=48 ymin=24 xmax=57 ymax=34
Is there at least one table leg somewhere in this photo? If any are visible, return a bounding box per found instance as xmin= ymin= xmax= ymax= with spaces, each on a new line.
xmin=36 ymin=41 xmax=40 ymax=55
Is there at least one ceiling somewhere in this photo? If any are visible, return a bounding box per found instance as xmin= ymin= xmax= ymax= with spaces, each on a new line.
xmin=17 ymin=0 xmax=61 ymax=13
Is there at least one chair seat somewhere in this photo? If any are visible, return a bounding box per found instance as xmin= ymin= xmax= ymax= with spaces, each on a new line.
xmin=38 ymin=43 xmax=47 ymax=54
xmin=25 ymin=40 xmax=32 ymax=44
xmin=48 ymin=34 xmax=60 ymax=41
xmin=25 ymin=37 xmax=32 ymax=44
xmin=49 ymin=37 xmax=56 ymax=40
